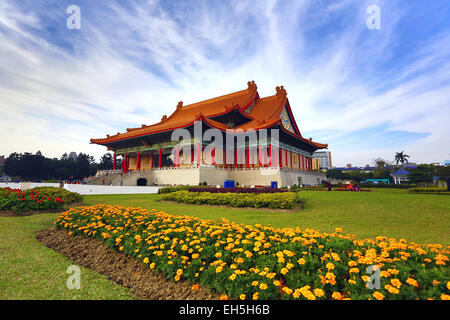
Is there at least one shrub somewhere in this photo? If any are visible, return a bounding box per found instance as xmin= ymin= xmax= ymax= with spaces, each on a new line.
xmin=55 ymin=205 xmax=450 ymax=300
xmin=407 ymin=188 xmax=450 ymax=195
xmin=162 ymin=191 xmax=298 ymax=209
xmin=30 ymin=187 xmax=83 ymax=203
xmin=188 ymin=187 xmax=291 ymax=194
xmin=0 ymin=187 xmax=66 ymax=213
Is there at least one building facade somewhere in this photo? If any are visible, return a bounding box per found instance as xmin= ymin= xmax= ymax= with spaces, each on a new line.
xmin=90 ymin=81 xmax=328 ymax=186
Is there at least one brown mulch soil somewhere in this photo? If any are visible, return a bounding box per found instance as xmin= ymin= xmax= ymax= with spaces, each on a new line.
xmin=0 ymin=202 xmax=84 ymax=217
xmin=36 ymin=228 xmax=221 ymax=300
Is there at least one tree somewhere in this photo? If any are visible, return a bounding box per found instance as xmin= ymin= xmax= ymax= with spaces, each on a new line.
xmin=394 ymin=151 xmax=410 ymax=166
xmin=407 ymin=170 xmax=433 ymax=184
xmin=98 ymin=153 xmax=114 ymax=170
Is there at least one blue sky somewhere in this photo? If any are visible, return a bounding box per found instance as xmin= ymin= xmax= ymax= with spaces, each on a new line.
xmin=0 ymin=0 xmax=449 ymax=166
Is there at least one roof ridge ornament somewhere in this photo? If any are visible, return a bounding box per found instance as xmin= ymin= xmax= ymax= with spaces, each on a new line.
xmin=247 ymin=80 xmax=257 ymax=90
xmin=177 ymin=101 xmax=183 ymax=110
xmin=161 ymin=115 xmax=167 ymax=122
xmin=276 ymin=85 xmax=287 ymax=97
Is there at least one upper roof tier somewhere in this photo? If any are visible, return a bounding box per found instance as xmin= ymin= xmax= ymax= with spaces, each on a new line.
xmin=90 ymin=81 xmax=327 ymax=149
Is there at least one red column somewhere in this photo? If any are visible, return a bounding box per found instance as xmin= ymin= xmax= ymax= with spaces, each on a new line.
xmin=234 ymin=146 xmax=238 ymax=168
xmin=196 ymin=143 xmax=201 ymax=167
xmin=138 ymin=152 xmax=141 ymax=171
xmin=158 ymin=148 xmax=162 ymax=168
xmin=268 ymin=144 xmax=272 ymax=167
xmin=281 ymin=148 xmax=285 ymax=168
xmin=151 ymin=154 xmax=154 ymax=169
xmin=191 ymin=145 xmax=194 ymax=165
xmin=246 ymin=146 xmax=249 ymax=168
xmin=298 ymin=154 xmax=301 ymax=170
xmin=175 ymin=146 xmax=180 ymax=167
xmin=258 ymin=146 xmax=262 ymax=167
xmin=113 ymin=153 xmax=116 ymax=170
xmin=211 ymin=147 xmax=215 ymax=166
xmin=309 ymin=157 xmax=313 ymax=171
xmin=124 ymin=153 xmax=128 ymax=173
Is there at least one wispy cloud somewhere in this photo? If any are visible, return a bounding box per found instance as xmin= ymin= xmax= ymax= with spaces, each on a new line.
xmin=0 ymin=0 xmax=449 ymax=166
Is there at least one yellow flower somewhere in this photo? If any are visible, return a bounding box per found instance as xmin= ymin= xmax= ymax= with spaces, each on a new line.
xmin=326 ymin=263 xmax=335 ymax=270
xmin=239 ymin=294 xmax=246 ymax=300
xmin=143 ymin=257 xmax=149 ymax=264
xmin=298 ymin=258 xmax=306 ymax=265
xmin=253 ymin=292 xmax=259 ymax=300
xmin=390 ymin=278 xmax=402 ymax=289
xmin=373 ymin=291 xmax=384 ymax=300
xmin=252 ymin=281 xmax=259 ymax=287
xmin=215 ymin=252 xmax=222 ymax=258
xmin=332 ymin=292 xmax=343 ymax=300
xmin=441 ymin=294 xmax=450 ymax=300
xmin=280 ymin=268 xmax=289 ymax=275
xmin=385 ymin=285 xmax=399 ymax=294
xmin=335 ymin=228 xmax=343 ymax=233
xmin=229 ymin=274 xmax=236 ymax=281
xmin=406 ymin=278 xmax=419 ymax=287
xmin=150 ymin=263 xmax=155 ymax=269
xmin=313 ymin=288 xmax=324 ymax=297
xmin=176 ymin=269 xmax=183 ymax=276
xmin=259 ymin=283 xmax=268 ymax=290
xmin=216 ymin=266 xmax=223 ymax=273
xmin=349 ymin=268 xmax=360 ymax=274
xmin=219 ymin=295 xmax=228 ymax=300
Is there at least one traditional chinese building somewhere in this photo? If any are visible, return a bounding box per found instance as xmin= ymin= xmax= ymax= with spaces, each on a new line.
xmin=90 ymin=81 xmax=328 ymax=186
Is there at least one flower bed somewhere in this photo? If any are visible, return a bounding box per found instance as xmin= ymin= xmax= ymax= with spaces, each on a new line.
xmin=0 ymin=187 xmax=66 ymax=214
xmin=30 ymin=187 xmax=84 ymax=203
xmin=55 ymin=205 xmax=450 ymax=300
xmin=188 ymin=187 xmax=291 ymax=194
xmin=162 ymin=191 xmax=298 ymax=209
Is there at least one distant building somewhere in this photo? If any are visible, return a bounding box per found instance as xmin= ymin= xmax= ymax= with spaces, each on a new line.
xmin=312 ymin=151 xmax=332 ymax=169
xmin=444 ymin=160 xmax=450 ymax=167
xmin=391 ymin=168 xmax=409 ymax=184
xmin=334 ymin=165 xmax=375 ymax=173
xmin=0 ymin=155 xmax=5 ymax=166
xmin=68 ymin=152 xmax=77 ymax=160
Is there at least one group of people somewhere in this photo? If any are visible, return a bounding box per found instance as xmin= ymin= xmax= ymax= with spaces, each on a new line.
xmin=326 ymin=181 xmax=361 ymax=191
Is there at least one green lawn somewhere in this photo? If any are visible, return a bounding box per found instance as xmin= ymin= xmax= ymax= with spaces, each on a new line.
xmin=83 ymin=188 xmax=450 ymax=246
xmin=0 ymin=213 xmax=136 ymax=299
xmin=1 ymin=188 xmax=448 ymax=300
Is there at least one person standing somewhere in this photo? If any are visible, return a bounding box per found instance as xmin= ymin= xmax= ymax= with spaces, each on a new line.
xmin=327 ymin=181 xmax=332 ymax=191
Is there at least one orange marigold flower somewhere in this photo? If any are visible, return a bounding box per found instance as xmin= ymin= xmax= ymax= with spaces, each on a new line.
xmin=373 ymin=291 xmax=385 ymax=300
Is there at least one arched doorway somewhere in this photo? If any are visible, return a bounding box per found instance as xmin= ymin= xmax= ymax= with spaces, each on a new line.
xmin=137 ymin=178 xmax=147 ymax=186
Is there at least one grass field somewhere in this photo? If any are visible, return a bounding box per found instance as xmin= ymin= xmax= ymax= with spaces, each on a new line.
xmin=0 ymin=213 xmax=136 ymax=299
xmin=1 ymin=188 xmax=449 ymax=299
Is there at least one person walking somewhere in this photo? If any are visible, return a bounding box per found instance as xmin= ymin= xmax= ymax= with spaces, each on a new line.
xmin=327 ymin=181 xmax=332 ymax=191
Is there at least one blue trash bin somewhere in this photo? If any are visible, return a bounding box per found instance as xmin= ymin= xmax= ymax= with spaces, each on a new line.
xmin=224 ymin=180 xmax=235 ymax=188
xmin=271 ymin=181 xmax=278 ymax=189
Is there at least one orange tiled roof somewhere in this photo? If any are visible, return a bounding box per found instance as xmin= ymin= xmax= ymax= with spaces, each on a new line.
xmin=90 ymin=81 xmax=327 ymax=149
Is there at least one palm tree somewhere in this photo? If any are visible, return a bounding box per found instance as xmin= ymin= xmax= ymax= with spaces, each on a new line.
xmin=394 ymin=151 xmax=410 ymax=167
